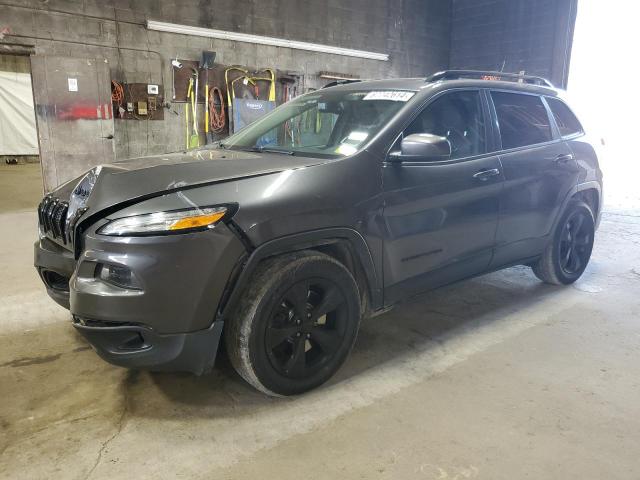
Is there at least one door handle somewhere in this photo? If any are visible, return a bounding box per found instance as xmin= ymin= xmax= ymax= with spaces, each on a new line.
xmin=102 ymin=134 xmax=114 ymax=140
xmin=553 ymin=153 xmax=574 ymax=164
xmin=473 ymin=168 xmax=500 ymax=181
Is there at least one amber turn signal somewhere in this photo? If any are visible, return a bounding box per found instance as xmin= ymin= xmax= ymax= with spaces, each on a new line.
xmin=168 ymin=211 xmax=227 ymax=230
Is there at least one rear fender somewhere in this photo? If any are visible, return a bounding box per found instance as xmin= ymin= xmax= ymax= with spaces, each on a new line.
xmin=551 ymin=181 xmax=603 ymax=235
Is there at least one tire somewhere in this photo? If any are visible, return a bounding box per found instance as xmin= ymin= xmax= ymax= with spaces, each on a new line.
xmin=532 ymin=200 xmax=595 ymax=285
xmin=225 ymin=251 xmax=361 ymax=396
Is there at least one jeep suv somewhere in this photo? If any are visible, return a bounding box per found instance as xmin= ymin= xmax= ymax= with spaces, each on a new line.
xmin=34 ymin=70 xmax=602 ymax=396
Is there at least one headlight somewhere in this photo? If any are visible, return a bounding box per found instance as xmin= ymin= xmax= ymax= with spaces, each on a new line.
xmin=98 ymin=206 xmax=228 ymax=236
xmin=67 ymin=167 xmax=99 ymax=221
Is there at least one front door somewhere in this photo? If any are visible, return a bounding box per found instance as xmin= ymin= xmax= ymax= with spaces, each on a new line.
xmin=488 ymin=91 xmax=580 ymax=266
xmin=31 ymin=56 xmax=115 ymax=192
xmin=382 ymin=89 xmax=503 ymax=304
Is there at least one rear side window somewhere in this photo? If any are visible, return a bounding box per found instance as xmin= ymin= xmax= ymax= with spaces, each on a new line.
xmin=491 ymin=92 xmax=553 ymax=149
xmin=546 ymin=97 xmax=583 ymax=137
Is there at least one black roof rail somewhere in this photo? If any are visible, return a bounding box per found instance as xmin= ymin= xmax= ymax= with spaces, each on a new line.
xmin=425 ymin=70 xmax=554 ymax=88
xmin=322 ymin=79 xmax=363 ymax=89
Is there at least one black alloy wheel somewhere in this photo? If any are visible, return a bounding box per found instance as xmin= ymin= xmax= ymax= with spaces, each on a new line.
xmin=265 ymin=279 xmax=348 ymax=379
xmin=225 ymin=251 xmax=361 ymax=396
xmin=532 ymin=200 xmax=595 ymax=285
xmin=558 ymin=210 xmax=593 ymax=276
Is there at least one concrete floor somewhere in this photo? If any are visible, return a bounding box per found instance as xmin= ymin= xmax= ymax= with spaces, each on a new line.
xmin=1 ymin=163 xmax=639 ymax=479
xmin=0 ymin=163 xmax=43 ymax=214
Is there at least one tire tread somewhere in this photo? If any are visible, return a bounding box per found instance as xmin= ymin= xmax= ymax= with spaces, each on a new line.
xmin=225 ymin=251 xmax=359 ymax=396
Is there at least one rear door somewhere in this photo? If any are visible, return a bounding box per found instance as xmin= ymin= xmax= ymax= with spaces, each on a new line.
xmin=382 ymin=89 xmax=503 ymax=304
xmin=488 ymin=90 xmax=580 ymax=267
xmin=545 ymin=96 xmax=600 ymax=187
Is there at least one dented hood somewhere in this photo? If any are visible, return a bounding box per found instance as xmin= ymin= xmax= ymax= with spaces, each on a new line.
xmin=54 ymin=148 xmax=330 ymax=216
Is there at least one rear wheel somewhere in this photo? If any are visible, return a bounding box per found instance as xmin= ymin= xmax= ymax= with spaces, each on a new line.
xmin=532 ymin=200 xmax=595 ymax=285
xmin=225 ymin=251 xmax=361 ymax=396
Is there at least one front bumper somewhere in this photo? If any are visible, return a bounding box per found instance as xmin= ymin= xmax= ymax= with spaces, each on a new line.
xmin=73 ymin=316 xmax=224 ymax=375
xmin=34 ymin=222 xmax=246 ymax=374
xmin=34 ymin=236 xmax=75 ymax=309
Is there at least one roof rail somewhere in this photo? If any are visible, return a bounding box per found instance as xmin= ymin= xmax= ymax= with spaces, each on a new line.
xmin=322 ymin=79 xmax=363 ymax=89
xmin=425 ymin=70 xmax=554 ymax=88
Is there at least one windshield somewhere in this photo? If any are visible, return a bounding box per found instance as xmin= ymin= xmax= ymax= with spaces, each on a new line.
xmin=218 ymin=89 xmax=416 ymax=157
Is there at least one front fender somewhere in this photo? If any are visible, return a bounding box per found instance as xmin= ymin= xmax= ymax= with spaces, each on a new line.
xmin=218 ymin=227 xmax=382 ymax=320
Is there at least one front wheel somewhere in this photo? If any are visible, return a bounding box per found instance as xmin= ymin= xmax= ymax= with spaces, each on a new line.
xmin=532 ymin=200 xmax=595 ymax=285
xmin=225 ymin=251 xmax=361 ymax=396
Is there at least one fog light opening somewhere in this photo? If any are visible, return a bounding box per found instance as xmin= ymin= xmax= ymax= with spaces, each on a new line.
xmin=41 ymin=270 xmax=70 ymax=292
xmin=119 ymin=332 xmax=149 ymax=351
xmin=97 ymin=263 xmax=141 ymax=290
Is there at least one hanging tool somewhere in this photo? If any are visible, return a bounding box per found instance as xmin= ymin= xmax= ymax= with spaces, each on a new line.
xmin=279 ymin=75 xmax=296 ymax=103
xmin=224 ymin=66 xmax=249 ymax=105
xmin=205 ymin=84 xmax=210 ymax=139
xmin=230 ymin=75 xmax=257 ymax=97
xmin=199 ymin=51 xmax=216 ymax=143
xmin=185 ymin=78 xmax=190 ymax=149
xmin=224 ymin=67 xmax=277 ymax=133
xmin=186 ymin=76 xmax=199 ymax=148
xmin=171 ymin=59 xmax=183 ymax=100
xmin=224 ymin=66 xmax=249 ymax=132
xmin=190 ymin=66 xmax=199 ymax=136
xmin=265 ymin=68 xmax=276 ymax=102
xmin=248 ymin=69 xmax=277 ymax=101
xmin=111 ymin=80 xmax=125 ymax=118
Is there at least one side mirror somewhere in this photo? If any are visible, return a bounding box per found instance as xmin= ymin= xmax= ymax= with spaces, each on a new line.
xmin=389 ymin=133 xmax=451 ymax=162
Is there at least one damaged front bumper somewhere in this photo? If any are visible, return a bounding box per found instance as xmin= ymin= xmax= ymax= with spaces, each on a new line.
xmin=34 ymin=221 xmax=246 ymax=375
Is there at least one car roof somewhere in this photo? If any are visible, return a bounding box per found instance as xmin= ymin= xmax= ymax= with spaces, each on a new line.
xmin=323 ymin=76 xmax=560 ymax=97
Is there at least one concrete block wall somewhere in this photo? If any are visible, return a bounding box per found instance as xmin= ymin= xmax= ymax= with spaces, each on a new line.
xmin=449 ymin=0 xmax=577 ymax=88
xmin=0 ymin=0 xmax=451 ymax=159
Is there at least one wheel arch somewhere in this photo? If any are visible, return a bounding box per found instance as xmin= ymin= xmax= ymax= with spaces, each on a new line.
xmin=218 ymin=228 xmax=382 ymax=322
xmin=572 ymin=184 xmax=601 ymax=228
xmin=551 ymin=181 xmax=602 ymax=235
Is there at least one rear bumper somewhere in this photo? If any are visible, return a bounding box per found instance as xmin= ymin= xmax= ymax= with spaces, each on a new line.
xmin=73 ymin=317 xmax=224 ymax=375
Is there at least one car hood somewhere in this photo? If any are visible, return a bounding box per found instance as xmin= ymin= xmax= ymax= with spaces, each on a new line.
xmin=54 ymin=148 xmax=332 ymax=216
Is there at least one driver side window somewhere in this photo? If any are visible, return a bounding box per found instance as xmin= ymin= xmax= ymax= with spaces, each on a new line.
xmin=404 ymin=90 xmax=486 ymax=160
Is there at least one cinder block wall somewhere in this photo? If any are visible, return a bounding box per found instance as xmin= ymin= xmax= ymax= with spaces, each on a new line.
xmin=449 ymin=0 xmax=577 ymax=88
xmin=1 ymin=0 xmax=451 ymax=159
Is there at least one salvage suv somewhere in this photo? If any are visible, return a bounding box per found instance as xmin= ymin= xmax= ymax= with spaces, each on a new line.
xmin=35 ymin=70 xmax=602 ymax=396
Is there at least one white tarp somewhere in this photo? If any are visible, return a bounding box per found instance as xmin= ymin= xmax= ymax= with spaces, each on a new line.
xmin=0 ymin=70 xmax=39 ymax=155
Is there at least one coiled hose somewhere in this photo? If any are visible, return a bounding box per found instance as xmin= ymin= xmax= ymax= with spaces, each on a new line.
xmin=209 ymin=86 xmax=226 ymax=133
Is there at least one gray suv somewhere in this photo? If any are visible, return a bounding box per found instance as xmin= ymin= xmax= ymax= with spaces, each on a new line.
xmin=35 ymin=70 xmax=602 ymax=396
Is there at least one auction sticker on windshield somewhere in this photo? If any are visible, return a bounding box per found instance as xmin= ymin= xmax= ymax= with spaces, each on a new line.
xmin=363 ymin=91 xmax=415 ymax=102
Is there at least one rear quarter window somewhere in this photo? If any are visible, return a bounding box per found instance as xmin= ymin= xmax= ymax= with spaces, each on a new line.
xmin=491 ymin=91 xmax=553 ymax=149
xmin=546 ymin=97 xmax=584 ymax=137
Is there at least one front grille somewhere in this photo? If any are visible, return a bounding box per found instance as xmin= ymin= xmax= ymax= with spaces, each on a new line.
xmin=38 ymin=196 xmax=69 ymax=244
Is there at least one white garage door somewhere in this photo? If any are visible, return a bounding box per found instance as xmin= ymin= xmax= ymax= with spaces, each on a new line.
xmin=0 ymin=70 xmax=38 ymax=155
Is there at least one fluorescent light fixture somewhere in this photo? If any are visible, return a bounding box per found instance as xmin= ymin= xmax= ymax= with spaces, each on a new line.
xmin=147 ymin=20 xmax=389 ymax=62
xmin=319 ymin=71 xmax=360 ymax=80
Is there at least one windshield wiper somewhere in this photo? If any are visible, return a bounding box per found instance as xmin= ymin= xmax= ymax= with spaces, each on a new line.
xmin=249 ymin=146 xmax=295 ymax=155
